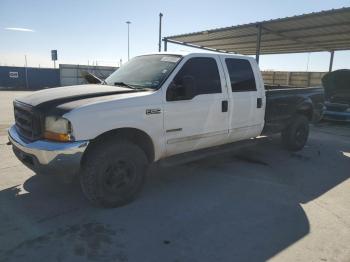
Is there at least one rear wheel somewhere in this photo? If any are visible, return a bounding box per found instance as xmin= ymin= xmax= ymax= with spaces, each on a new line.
xmin=281 ymin=115 xmax=309 ymax=151
xmin=80 ymin=139 xmax=148 ymax=208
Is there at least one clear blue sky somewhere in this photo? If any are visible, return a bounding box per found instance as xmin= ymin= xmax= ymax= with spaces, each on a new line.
xmin=1 ymin=0 xmax=350 ymax=71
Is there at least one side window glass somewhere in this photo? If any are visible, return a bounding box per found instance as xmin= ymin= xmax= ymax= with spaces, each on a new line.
xmin=225 ymin=58 xmax=257 ymax=92
xmin=167 ymin=57 xmax=221 ymax=101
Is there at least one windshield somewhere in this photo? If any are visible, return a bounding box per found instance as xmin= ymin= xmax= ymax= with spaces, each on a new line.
xmin=105 ymin=54 xmax=182 ymax=90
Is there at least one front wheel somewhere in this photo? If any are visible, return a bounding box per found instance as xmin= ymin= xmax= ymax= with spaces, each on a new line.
xmin=80 ymin=139 xmax=148 ymax=208
xmin=281 ymin=115 xmax=309 ymax=151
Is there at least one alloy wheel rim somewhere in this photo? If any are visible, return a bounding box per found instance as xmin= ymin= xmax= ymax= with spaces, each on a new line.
xmin=103 ymin=160 xmax=135 ymax=192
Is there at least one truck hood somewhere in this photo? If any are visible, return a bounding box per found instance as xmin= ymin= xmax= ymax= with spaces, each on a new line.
xmin=322 ymin=70 xmax=350 ymax=105
xmin=17 ymin=84 xmax=137 ymax=106
xmin=16 ymin=84 xmax=142 ymax=114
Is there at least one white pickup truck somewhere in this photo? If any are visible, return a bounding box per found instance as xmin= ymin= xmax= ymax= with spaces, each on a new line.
xmin=8 ymin=52 xmax=324 ymax=207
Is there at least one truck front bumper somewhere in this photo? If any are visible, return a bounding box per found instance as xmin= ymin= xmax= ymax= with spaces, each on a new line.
xmin=323 ymin=110 xmax=350 ymax=122
xmin=8 ymin=125 xmax=89 ymax=177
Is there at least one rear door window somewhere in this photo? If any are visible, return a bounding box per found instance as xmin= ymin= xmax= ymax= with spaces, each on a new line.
xmin=225 ymin=58 xmax=256 ymax=92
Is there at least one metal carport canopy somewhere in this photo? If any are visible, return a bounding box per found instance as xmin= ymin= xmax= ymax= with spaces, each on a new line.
xmin=163 ymin=7 xmax=350 ymax=69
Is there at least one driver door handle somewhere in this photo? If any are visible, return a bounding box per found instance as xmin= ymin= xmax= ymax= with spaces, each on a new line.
xmin=222 ymin=100 xmax=228 ymax=112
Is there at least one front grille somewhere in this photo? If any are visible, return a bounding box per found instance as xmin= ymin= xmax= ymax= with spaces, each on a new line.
xmin=14 ymin=102 xmax=42 ymax=141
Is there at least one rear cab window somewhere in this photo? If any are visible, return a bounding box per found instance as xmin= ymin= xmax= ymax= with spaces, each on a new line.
xmin=225 ymin=58 xmax=257 ymax=92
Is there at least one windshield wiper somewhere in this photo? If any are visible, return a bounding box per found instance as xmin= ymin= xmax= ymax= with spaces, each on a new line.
xmin=114 ymin=82 xmax=136 ymax=89
xmin=114 ymin=82 xmax=154 ymax=91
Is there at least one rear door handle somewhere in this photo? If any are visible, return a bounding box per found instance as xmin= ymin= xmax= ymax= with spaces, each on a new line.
xmin=257 ymin=98 xmax=262 ymax=108
xmin=222 ymin=100 xmax=228 ymax=112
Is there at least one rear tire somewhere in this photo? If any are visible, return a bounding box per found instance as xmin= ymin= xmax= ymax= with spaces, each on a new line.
xmin=80 ymin=139 xmax=148 ymax=208
xmin=281 ymin=115 xmax=309 ymax=151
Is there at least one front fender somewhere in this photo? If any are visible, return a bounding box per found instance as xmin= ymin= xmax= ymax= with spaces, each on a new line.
xmin=63 ymin=98 xmax=165 ymax=160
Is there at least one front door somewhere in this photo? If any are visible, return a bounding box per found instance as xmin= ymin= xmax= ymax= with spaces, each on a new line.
xmin=163 ymin=55 xmax=230 ymax=157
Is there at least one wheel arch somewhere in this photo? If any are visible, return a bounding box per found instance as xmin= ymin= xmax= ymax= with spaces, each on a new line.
xmin=296 ymin=99 xmax=313 ymax=121
xmin=82 ymin=127 xmax=155 ymax=164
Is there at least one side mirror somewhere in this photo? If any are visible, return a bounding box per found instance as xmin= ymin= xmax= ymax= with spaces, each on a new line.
xmin=167 ymin=75 xmax=196 ymax=101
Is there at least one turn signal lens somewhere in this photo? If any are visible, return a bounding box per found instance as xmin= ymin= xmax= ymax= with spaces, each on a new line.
xmin=44 ymin=116 xmax=73 ymax=142
xmin=44 ymin=131 xmax=71 ymax=142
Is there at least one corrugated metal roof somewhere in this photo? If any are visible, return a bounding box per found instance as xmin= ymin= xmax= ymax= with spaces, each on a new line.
xmin=165 ymin=7 xmax=350 ymax=55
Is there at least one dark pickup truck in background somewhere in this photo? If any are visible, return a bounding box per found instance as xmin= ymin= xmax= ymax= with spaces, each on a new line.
xmin=264 ymin=85 xmax=325 ymax=134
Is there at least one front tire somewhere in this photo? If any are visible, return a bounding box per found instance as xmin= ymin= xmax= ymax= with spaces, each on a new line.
xmin=281 ymin=115 xmax=309 ymax=151
xmin=80 ymin=139 xmax=148 ymax=208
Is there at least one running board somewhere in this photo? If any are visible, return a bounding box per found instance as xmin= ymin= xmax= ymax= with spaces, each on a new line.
xmin=157 ymin=136 xmax=269 ymax=167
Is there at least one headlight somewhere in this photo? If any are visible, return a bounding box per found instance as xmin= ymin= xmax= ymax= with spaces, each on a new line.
xmin=44 ymin=116 xmax=73 ymax=142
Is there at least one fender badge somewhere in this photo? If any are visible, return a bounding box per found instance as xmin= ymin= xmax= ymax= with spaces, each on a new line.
xmin=146 ymin=108 xmax=161 ymax=115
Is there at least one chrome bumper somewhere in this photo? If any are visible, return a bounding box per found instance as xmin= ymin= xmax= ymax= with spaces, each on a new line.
xmin=323 ymin=110 xmax=350 ymax=122
xmin=8 ymin=125 xmax=89 ymax=176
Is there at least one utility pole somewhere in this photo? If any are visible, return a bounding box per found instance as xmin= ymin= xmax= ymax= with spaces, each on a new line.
xmin=158 ymin=13 xmax=163 ymax=52
xmin=306 ymin=53 xmax=311 ymax=72
xmin=126 ymin=21 xmax=131 ymax=60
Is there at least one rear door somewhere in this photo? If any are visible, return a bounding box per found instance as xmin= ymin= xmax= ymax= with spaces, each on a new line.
xmin=163 ymin=55 xmax=230 ymax=156
xmin=220 ymin=57 xmax=265 ymax=141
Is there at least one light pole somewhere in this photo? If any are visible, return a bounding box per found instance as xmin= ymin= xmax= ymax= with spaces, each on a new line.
xmin=126 ymin=21 xmax=131 ymax=61
xmin=158 ymin=13 xmax=163 ymax=52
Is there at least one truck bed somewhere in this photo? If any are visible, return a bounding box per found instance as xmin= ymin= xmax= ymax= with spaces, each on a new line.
xmin=263 ymin=85 xmax=324 ymax=134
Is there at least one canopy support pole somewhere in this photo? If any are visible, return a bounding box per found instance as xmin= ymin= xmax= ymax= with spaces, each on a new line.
xmin=256 ymin=24 xmax=262 ymax=64
xmin=164 ymin=38 xmax=168 ymax=51
xmin=329 ymin=50 xmax=334 ymax=72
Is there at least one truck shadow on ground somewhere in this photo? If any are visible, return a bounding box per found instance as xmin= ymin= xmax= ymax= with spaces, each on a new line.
xmin=0 ymin=135 xmax=349 ymax=262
